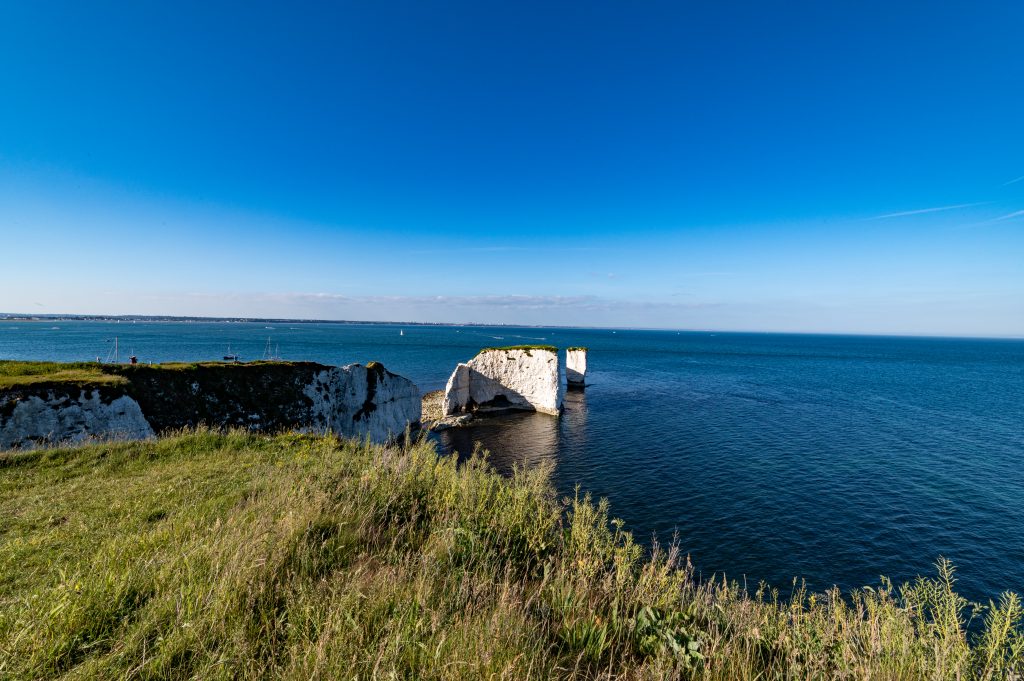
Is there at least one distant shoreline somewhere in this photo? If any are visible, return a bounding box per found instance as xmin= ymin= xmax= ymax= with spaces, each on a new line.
xmin=1 ymin=314 xmax=1021 ymax=340
xmin=0 ymin=314 xmax=537 ymax=328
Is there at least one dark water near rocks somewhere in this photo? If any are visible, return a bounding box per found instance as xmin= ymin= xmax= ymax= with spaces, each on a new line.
xmin=2 ymin=320 xmax=1023 ymax=603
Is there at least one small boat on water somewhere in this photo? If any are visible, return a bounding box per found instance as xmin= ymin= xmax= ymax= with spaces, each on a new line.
xmin=223 ymin=344 xmax=240 ymax=362
xmin=261 ymin=337 xmax=281 ymax=361
xmin=400 ymin=329 xmax=404 ymax=336
xmin=103 ymin=336 xmax=121 ymax=363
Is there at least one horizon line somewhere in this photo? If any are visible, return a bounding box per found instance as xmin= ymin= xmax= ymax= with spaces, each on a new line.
xmin=1 ymin=312 xmax=1021 ymax=342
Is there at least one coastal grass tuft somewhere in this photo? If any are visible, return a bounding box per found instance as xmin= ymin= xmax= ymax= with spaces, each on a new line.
xmin=1 ymin=431 xmax=1022 ymax=679
xmin=566 ymin=347 xmax=588 ymax=352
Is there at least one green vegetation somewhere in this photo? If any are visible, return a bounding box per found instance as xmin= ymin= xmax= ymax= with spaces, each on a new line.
xmin=567 ymin=347 xmax=588 ymax=352
xmin=0 ymin=360 xmax=308 ymax=390
xmin=476 ymin=344 xmax=559 ymax=356
xmin=0 ymin=361 xmax=127 ymax=389
xmin=1 ymin=432 xmax=1022 ymax=679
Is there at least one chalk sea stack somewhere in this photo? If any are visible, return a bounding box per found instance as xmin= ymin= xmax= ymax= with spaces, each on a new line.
xmin=442 ymin=345 xmax=564 ymax=416
xmin=566 ymin=347 xmax=588 ymax=389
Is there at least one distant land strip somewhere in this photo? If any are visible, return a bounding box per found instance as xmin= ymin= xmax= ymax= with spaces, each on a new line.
xmin=0 ymin=313 xmax=551 ymax=328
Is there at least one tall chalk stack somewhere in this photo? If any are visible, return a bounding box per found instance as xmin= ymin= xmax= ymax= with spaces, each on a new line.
xmin=566 ymin=347 xmax=588 ymax=389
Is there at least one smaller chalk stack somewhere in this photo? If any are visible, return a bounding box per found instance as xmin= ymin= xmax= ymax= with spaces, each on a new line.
xmin=566 ymin=347 xmax=588 ymax=390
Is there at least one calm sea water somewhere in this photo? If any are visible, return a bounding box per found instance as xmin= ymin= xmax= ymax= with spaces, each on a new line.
xmin=2 ymin=320 xmax=1023 ymax=603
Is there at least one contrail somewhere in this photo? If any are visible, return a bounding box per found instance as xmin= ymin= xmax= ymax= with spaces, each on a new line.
xmin=992 ymin=209 xmax=1024 ymax=221
xmin=867 ymin=202 xmax=988 ymax=220
xmin=1002 ymin=175 xmax=1024 ymax=187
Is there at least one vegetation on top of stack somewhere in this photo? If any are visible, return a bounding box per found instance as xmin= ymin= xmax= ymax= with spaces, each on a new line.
xmin=1 ymin=430 xmax=1021 ymax=679
xmin=566 ymin=346 xmax=588 ymax=352
xmin=475 ymin=345 xmax=558 ymax=356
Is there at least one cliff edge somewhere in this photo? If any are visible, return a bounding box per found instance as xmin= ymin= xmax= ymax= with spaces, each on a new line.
xmin=0 ymin=360 xmax=420 ymax=449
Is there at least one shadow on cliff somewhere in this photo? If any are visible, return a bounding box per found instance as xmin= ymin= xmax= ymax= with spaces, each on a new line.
xmin=453 ymin=368 xmax=534 ymax=415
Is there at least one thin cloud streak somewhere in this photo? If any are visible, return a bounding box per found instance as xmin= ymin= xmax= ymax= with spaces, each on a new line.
xmin=163 ymin=291 xmax=719 ymax=313
xmin=958 ymin=208 xmax=1024 ymax=229
xmin=409 ymin=246 xmax=607 ymax=255
xmin=680 ymin=271 xmax=739 ymax=277
xmin=1001 ymin=175 xmax=1024 ymax=186
xmin=865 ymin=202 xmax=988 ymax=220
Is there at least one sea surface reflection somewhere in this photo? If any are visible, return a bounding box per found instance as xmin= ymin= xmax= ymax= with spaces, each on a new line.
xmin=432 ymin=389 xmax=589 ymax=475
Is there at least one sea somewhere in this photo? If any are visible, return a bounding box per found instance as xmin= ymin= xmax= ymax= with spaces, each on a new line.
xmin=2 ymin=319 xmax=1022 ymax=605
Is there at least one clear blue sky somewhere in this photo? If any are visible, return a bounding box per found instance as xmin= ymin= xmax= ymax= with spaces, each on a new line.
xmin=1 ymin=1 xmax=1022 ymax=336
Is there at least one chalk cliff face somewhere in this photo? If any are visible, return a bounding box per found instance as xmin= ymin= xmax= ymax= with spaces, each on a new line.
xmin=0 ymin=361 xmax=421 ymax=450
xmin=0 ymin=389 xmax=154 ymax=450
xmin=441 ymin=364 xmax=472 ymax=416
xmin=303 ymin=362 xmax=422 ymax=442
xmin=566 ymin=348 xmax=588 ymax=388
xmin=443 ymin=347 xmax=563 ymax=416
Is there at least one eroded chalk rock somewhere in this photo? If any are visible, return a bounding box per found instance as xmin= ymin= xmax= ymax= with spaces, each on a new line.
xmin=429 ymin=414 xmax=474 ymax=432
xmin=303 ymin=362 xmax=421 ymax=442
xmin=0 ymin=389 xmax=154 ymax=450
xmin=566 ymin=347 xmax=588 ymax=389
xmin=443 ymin=346 xmax=563 ymax=416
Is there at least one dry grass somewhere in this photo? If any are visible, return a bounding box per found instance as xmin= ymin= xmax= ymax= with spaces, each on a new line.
xmin=0 ymin=431 xmax=1021 ymax=679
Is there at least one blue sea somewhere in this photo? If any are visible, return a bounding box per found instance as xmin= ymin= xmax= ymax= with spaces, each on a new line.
xmin=2 ymin=320 xmax=1023 ymax=604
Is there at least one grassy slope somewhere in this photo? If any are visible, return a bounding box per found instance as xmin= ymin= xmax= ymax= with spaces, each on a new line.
xmin=1 ymin=433 xmax=1022 ymax=680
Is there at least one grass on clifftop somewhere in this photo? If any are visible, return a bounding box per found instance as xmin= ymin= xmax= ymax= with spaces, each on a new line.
xmin=0 ymin=361 xmax=128 ymax=389
xmin=1 ymin=432 xmax=1022 ymax=680
xmin=0 ymin=360 xmax=313 ymax=390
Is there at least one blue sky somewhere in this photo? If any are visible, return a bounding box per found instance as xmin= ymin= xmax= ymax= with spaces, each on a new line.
xmin=1 ymin=1 xmax=1022 ymax=336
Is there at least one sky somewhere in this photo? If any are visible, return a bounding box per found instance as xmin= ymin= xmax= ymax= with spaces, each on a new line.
xmin=1 ymin=1 xmax=1022 ymax=336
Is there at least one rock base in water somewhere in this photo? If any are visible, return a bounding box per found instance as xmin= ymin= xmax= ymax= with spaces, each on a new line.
xmin=429 ymin=414 xmax=474 ymax=432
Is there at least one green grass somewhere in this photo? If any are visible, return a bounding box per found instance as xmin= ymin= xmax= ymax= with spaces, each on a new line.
xmin=566 ymin=347 xmax=588 ymax=352
xmin=476 ymin=345 xmax=558 ymax=356
xmin=0 ymin=360 xmax=309 ymax=390
xmin=0 ymin=361 xmax=127 ymax=389
xmin=1 ymin=432 xmax=1021 ymax=679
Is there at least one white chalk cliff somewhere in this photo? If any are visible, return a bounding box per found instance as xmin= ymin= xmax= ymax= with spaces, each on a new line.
xmin=0 ymin=389 xmax=155 ymax=450
xmin=303 ymin=362 xmax=422 ymax=442
xmin=443 ymin=347 xmax=564 ymax=416
xmin=566 ymin=348 xmax=588 ymax=388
